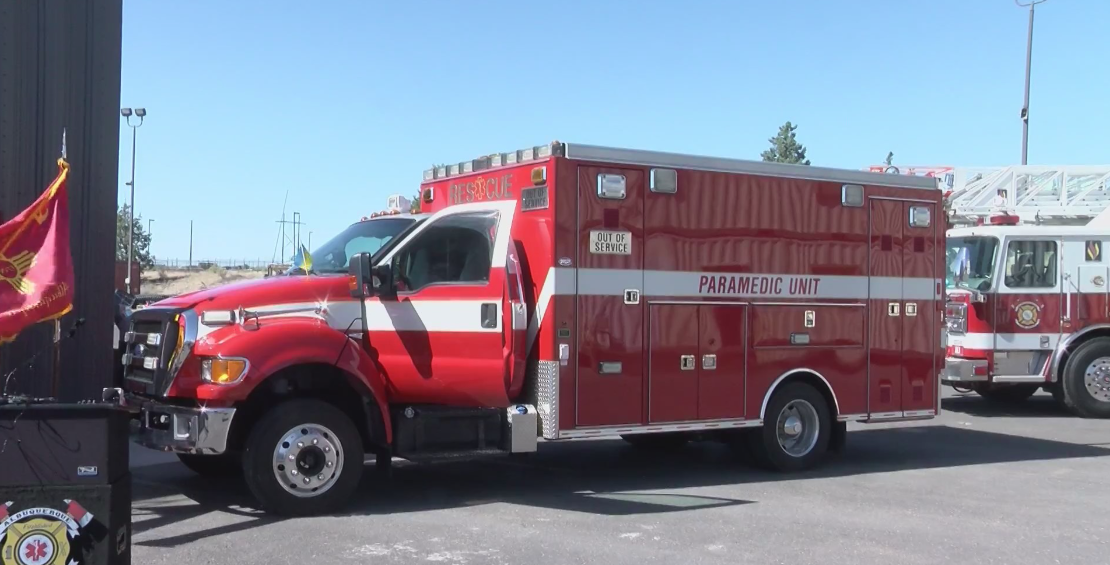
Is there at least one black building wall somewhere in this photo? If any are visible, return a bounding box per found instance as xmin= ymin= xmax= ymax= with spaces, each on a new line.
xmin=0 ymin=0 xmax=123 ymax=400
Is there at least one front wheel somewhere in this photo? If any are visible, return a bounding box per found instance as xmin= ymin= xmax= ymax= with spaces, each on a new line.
xmin=747 ymin=382 xmax=831 ymax=472
xmin=1061 ymin=338 xmax=1110 ymax=418
xmin=241 ymin=398 xmax=365 ymax=516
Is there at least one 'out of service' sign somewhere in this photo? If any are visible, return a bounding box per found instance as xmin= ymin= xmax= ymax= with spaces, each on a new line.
xmin=589 ymin=230 xmax=631 ymax=255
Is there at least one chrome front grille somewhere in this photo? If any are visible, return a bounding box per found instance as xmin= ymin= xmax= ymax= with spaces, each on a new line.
xmin=122 ymin=310 xmax=181 ymax=394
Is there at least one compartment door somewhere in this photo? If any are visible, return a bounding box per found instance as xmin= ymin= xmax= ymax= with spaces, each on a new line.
xmin=868 ymin=199 xmax=904 ymax=416
xmin=576 ymin=167 xmax=645 ymax=427
xmin=901 ymin=202 xmax=938 ymax=413
xmin=648 ymin=304 xmax=700 ymax=423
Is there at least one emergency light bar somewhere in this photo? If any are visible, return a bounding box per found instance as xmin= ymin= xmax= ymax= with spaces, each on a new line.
xmin=423 ymin=142 xmax=562 ymax=182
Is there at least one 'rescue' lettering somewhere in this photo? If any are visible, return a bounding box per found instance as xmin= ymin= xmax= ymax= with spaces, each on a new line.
xmin=448 ymin=174 xmax=514 ymax=205
xmin=697 ymin=275 xmax=822 ymax=296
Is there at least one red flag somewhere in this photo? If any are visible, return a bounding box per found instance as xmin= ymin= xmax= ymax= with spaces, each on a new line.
xmin=0 ymin=158 xmax=74 ymax=343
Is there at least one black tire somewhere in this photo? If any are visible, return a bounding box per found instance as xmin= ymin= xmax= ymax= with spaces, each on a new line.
xmin=976 ymin=384 xmax=1039 ymax=403
xmin=620 ymin=432 xmax=689 ymax=450
xmin=1060 ymin=337 xmax=1110 ymax=418
xmin=177 ymin=453 xmax=241 ymax=478
xmin=241 ymin=398 xmax=365 ymax=516
xmin=1048 ymin=383 xmax=1069 ymax=407
xmin=747 ymin=382 xmax=831 ymax=472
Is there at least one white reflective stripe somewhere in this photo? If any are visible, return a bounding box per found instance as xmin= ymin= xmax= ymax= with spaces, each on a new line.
xmin=199 ymin=299 xmax=499 ymax=336
xmin=568 ymin=268 xmax=939 ymax=301
xmin=947 ymin=332 xmax=1065 ymax=350
xmin=528 ymin=268 xmax=557 ymax=353
xmin=362 ymin=300 xmax=499 ymax=332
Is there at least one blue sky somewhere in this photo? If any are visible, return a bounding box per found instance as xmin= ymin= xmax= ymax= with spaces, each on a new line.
xmin=119 ymin=0 xmax=1110 ymax=263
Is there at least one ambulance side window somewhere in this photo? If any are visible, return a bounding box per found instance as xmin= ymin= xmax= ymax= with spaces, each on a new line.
xmin=1004 ymin=240 xmax=1057 ymax=288
xmin=393 ymin=212 xmax=498 ymax=291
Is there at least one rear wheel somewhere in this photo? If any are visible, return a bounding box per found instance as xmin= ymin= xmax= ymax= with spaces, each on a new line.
xmin=177 ymin=453 xmax=241 ymax=478
xmin=241 ymin=398 xmax=365 ymax=516
xmin=1061 ymin=338 xmax=1110 ymax=418
xmin=747 ymin=382 xmax=831 ymax=472
xmin=976 ymin=384 xmax=1039 ymax=403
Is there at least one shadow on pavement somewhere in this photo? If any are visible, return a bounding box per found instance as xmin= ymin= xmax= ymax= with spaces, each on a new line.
xmin=941 ymin=392 xmax=1072 ymax=419
xmin=129 ymin=423 xmax=1109 ymax=547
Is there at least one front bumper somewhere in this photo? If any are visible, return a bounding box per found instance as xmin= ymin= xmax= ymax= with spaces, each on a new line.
xmin=125 ymin=393 xmax=235 ymax=455
xmin=941 ymin=357 xmax=989 ymax=384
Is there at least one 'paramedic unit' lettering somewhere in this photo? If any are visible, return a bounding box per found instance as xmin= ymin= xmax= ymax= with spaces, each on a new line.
xmin=698 ymin=274 xmax=822 ymax=296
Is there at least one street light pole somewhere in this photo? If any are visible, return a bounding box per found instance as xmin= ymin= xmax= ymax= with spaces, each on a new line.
xmin=120 ymin=107 xmax=146 ymax=292
xmin=148 ymin=218 xmax=153 ymax=236
xmin=1016 ymin=0 xmax=1047 ymax=166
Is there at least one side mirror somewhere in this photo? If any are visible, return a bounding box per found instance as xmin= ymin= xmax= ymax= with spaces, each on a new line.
xmin=348 ymin=253 xmax=374 ymax=298
xmin=372 ymin=264 xmax=396 ymax=299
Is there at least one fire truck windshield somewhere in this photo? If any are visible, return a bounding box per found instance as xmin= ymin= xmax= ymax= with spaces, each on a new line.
xmin=297 ymin=217 xmax=419 ymax=274
xmin=946 ymin=236 xmax=999 ymax=292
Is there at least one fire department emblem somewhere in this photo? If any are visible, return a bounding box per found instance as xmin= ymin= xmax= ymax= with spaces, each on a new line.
xmin=0 ymin=500 xmax=93 ymax=565
xmin=0 ymin=251 xmax=37 ymax=295
xmin=1014 ymin=301 xmax=1041 ymax=329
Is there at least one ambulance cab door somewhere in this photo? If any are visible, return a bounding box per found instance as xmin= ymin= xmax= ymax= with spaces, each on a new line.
xmin=576 ymin=167 xmax=645 ymax=427
xmin=370 ymin=200 xmax=519 ymax=407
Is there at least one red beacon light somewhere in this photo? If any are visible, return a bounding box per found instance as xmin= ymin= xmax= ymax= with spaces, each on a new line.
xmin=988 ymin=213 xmax=1020 ymax=226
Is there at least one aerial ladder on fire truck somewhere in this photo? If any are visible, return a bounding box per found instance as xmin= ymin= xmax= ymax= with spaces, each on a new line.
xmin=944 ymin=165 xmax=1110 ymax=227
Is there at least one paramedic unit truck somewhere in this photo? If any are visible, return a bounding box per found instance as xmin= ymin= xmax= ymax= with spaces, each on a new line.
xmin=119 ymin=141 xmax=945 ymax=515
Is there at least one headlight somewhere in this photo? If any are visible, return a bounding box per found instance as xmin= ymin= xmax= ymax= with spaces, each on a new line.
xmin=200 ymin=356 xmax=250 ymax=385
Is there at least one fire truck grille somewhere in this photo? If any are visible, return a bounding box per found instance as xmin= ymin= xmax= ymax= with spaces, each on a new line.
xmin=122 ymin=311 xmax=181 ymax=394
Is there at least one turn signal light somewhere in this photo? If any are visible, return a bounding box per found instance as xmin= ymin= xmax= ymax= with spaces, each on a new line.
xmin=201 ymin=357 xmax=249 ymax=385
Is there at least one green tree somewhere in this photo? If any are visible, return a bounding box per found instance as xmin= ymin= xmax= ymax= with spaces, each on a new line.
xmin=116 ymin=204 xmax=155 ymax=268
xmin=760 ymin=121 xmax=811 ymax=165
xmin=410 ymin=193 xmax=422 ymax=213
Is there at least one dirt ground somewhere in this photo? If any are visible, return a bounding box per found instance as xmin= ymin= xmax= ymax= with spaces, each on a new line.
xmin=141 ymin=267 xmax=266 ymax=296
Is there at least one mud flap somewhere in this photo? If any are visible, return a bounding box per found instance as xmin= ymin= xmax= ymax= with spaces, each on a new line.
xmin=829 ymin=421 xmax=848 ymax=453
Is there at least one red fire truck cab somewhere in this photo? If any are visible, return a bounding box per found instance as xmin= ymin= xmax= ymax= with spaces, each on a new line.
xmin=942 ymin=213 xmax=1110 ymax=418
xmin=118 ymin=141 xmax=944 ymax=516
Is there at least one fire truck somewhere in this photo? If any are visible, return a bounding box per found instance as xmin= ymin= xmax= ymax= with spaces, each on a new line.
xmin=941 ymin=165 xmax=1110 ymax=417
xmin=116 ymin=141 xmax=944 ymax=516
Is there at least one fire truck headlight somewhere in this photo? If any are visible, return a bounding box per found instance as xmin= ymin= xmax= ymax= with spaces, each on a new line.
xmin=200 ymin=357 xmax=250 ymax=385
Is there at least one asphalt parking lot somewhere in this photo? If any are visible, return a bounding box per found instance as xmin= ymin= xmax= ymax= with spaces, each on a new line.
xmin=130 ymin=389 xmax=1110 ymax=565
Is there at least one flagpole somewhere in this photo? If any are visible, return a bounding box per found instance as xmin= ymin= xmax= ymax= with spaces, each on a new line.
xmin=52 ymin=319 xmax=61 ymax=398
xmin=52 ymin=128 xmax=67 ymax=399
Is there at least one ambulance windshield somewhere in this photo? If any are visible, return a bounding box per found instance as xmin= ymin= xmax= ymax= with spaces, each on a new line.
xmin=302 ymin=217 xmax=419 ymax=274
xmin=946 ymin=236 xmax=999 ymax=291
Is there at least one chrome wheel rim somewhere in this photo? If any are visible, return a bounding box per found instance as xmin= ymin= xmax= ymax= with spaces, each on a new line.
xmin=776 ymin=399 xmax=820 ymax=458
xmin=1083 ymin=357 xmax=1110 ymax=404
xmin=272 ymin=423 xmax=343 ymax=498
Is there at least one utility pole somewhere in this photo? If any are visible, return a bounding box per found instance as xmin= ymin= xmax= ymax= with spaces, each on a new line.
xmin=293 ymin=212 xmax=301 ymax=250
xmin=120 ymin=107 xmax=146 ymax=291
xmin=189 ymin=220 xmax=193 ymax=267
xmin=275 ymin=213 xmax=305 ymax=261
xmin=1016 ymin=0 xmax=1047 ymax=165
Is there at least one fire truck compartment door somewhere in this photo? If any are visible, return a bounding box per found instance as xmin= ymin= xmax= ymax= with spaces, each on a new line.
xmin=366 ymin=200 xmax=521 ymax=407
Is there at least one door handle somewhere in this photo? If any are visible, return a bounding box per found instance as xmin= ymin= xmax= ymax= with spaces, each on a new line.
xmin=480 ymin=303 xmax=497 ymax=329
xmin=888 ymin=302 xmax=900 ymax=317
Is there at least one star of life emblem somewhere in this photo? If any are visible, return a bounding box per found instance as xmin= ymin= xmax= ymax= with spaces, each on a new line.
xmin=0 ymin=501 xmax=93 ymax=565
